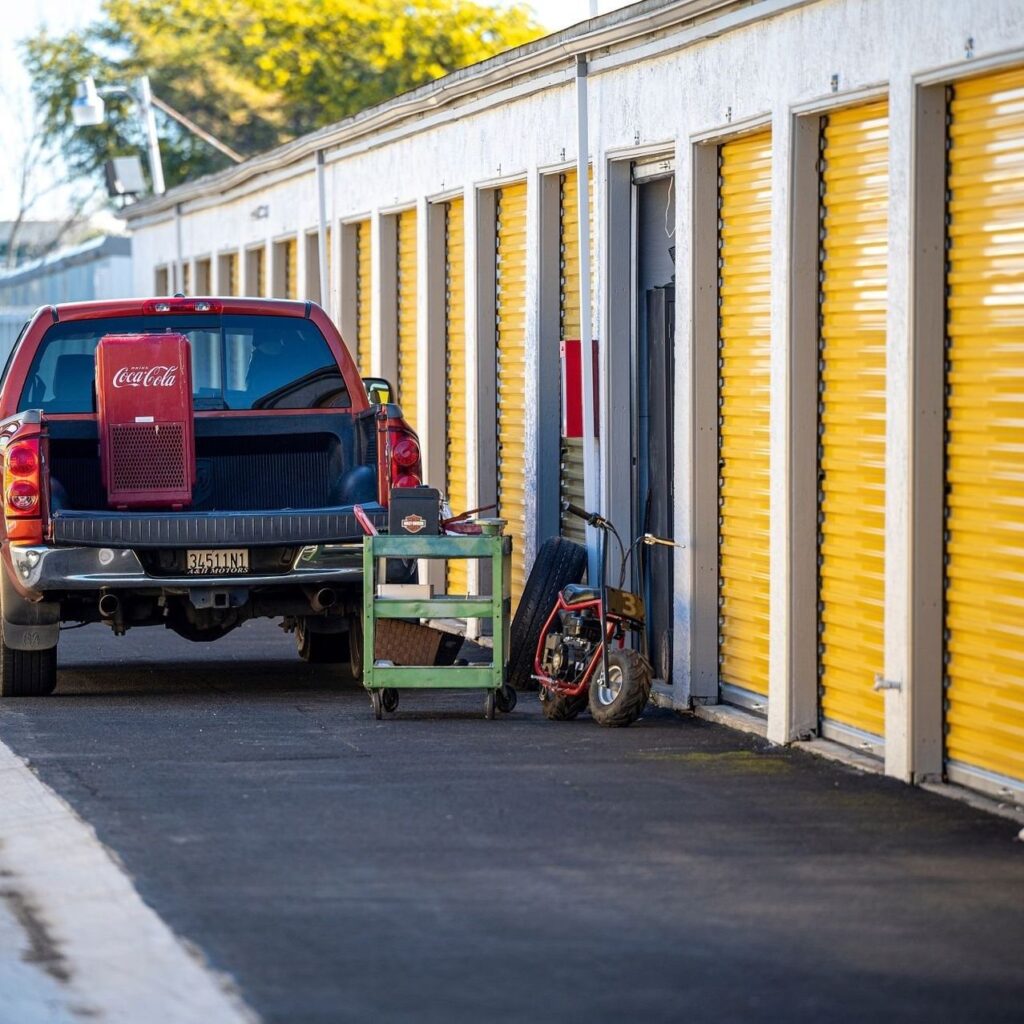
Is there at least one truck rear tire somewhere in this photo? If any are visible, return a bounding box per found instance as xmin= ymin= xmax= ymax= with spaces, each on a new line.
xmin=348 ymin=615 xmax=363 ymax=682
xmin=296 ymin=619 xmax=350 ymax=664
xmin=508 ymin=537 xmax=587 ymax=691
xmin=0 ymin=626 xmax=57 ymax=697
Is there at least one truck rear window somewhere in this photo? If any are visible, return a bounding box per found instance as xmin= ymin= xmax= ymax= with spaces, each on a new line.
xmin=20 ymin=314 xmax=350 ymax=413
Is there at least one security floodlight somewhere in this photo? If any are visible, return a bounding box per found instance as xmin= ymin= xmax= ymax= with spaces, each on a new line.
xmin=71 ymin=76 xmax=105 ymax=127
xmin=104 ymin=156 xmax=147 ymax=198
xmin=70 ymin=72 xmax=243 ymax=199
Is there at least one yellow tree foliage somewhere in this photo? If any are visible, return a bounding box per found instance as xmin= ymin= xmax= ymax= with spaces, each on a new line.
xmin=25 ymin=0 xmax=545 ymax=188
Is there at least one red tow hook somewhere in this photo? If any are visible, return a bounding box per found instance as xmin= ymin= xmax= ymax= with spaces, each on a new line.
xmin=353 ymin=504 xmax=378 ymax=537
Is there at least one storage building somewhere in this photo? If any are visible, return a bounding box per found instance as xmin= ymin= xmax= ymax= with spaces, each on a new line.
xmin=123 ymin=0 xmax=1024 ymax=811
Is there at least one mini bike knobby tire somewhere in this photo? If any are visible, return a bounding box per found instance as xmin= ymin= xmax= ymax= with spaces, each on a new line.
xmin=0 ymin=625 xmax=57 ymax=698
xmin=540 ymin=689 xmax=588 ymax=721
xmin=508 ymin=537 xmax=587 ymax=692
xmin=587 ymin=648 xmax=651 ymax=728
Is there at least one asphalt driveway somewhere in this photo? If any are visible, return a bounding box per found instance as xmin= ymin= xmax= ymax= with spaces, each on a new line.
xmin=0 ymin=620 xmax=1021 ymax=1023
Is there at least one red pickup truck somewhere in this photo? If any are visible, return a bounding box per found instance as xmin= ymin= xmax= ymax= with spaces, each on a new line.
xmin=0 ymin=296 xmax=422 ymax=696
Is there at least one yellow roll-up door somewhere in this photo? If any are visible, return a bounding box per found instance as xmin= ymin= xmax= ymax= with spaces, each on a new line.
xmin=254 ymin=248 xmax=266 ymax=297
xmin=945 ymin=66 xmax=1024 ymax=793
xmin=560 ymin=171 xmax=582 ymax=340
xmin=356 ymin=220 xmax=372 ymax=375
xmin=817 ymin=100 xmax=888 ymax=746
xmin=559 ymin=169 xmax=586 ymax=545
xmin=248 ymin=246 xmax=264 ymax=296
xmin=397 ymin=210 xmax=418 ymax=430
xmin=718 ymin=130 xmax=772 ymax=699
xmin=285 ymin=238 xmax=298 ymax=300
xmin=445 ymin=198 xmax=469 ymax=594
xmin=196 ymin=258 xmax=211 ymax=294
xmin=496 ymin=182 xmax=528 ymax=604
xmin=326 ymin=226 xmax=332 ymax=305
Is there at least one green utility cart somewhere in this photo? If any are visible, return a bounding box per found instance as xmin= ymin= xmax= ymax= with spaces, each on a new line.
xmin=361 ymin=519 xmax=514 ymax=719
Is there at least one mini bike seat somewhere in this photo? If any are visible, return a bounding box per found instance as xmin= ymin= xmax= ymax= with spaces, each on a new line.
xmin=562 ymin=583 xmax=600 ymax=603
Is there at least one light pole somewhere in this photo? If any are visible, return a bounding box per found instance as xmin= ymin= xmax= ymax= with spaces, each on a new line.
xmin=135 ymin=75 xmax=165 ymax=196
xmin=71 ymin=74 xmax=244 ymax=197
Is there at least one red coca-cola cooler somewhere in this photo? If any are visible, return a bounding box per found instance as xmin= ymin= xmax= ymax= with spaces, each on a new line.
xmin=96 ymin=333 xmax=196 ymax=509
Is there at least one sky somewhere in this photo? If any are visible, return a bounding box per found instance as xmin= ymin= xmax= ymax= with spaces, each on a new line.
xmin=0 ymin=0 xmax=103 ymax=222
xmin=0 ymin=0 xmax=635 ymax=222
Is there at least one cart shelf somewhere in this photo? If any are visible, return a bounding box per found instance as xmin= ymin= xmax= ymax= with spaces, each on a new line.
xmin=361 ymin=519 xmax=513 ymax=719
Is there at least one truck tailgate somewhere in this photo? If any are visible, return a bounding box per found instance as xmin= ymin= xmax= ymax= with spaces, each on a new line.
xmin=50 ymin=504 xmax=387 ymax=548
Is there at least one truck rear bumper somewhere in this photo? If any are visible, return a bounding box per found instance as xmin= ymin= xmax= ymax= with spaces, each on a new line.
xmin=49 ymin=504 xmax=387 ymax=548
xmin=10 ymin=542 xmax=364 ymax=599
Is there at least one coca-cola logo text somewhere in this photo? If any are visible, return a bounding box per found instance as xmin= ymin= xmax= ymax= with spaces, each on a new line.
xmin=111 ymin=365 xmax=180 ymax=389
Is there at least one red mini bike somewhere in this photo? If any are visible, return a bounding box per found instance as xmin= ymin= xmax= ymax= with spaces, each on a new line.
xmin=534 ymin=501 xmax=676 ymax=727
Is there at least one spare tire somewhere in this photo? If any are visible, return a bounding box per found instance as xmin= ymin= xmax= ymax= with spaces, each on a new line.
xmin=508 ymin=536 xmax=587 ymax=691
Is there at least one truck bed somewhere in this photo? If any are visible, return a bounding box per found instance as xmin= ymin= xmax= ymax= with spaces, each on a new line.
xmin=47 ymin=411 xmax=378 ymax=516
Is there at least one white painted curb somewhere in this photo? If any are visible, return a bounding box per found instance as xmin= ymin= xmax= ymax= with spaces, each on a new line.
xmin=0 ymin=739 xmax=257 ymax=1024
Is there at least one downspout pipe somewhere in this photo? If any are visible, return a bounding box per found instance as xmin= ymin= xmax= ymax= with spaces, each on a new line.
xmin=316 ymin=150 xmax=330 ymax=317
xmin=575 ymin=53 xmax=600 ymax=579
xmin=174 ymin=202 xmax=183 ymax=294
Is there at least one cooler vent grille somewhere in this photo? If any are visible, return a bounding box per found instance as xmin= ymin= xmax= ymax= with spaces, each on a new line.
xmin=110 ymin=423 xmax=187 ymax=492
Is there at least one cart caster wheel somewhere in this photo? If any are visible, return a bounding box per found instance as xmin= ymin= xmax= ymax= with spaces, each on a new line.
xmin=381 ymin=688 xmax=400 ymax=713
xmin=370 ymin=690 xmax=383 ymax=720
xmin=496 ymin=685 xmax=517 ymax=714
xmin=484 ymin=690 xmax=496 ymax=720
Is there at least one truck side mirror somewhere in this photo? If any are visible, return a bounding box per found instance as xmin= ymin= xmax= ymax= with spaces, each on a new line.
xmin=363 ymin=377 xmax=392 ymax=405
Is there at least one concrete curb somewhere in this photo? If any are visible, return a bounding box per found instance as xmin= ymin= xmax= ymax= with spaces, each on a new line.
xmin=692 ymin=702 xmax=1024 ymax=824
xmin=692 ymin=701 xmax=769 ymax=739
xmin=0 ymin=737 xmax=258 ymax=1024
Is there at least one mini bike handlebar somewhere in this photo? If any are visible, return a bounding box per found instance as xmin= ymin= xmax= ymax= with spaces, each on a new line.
xmin=561 ymin=499 xmax=613 ymax=531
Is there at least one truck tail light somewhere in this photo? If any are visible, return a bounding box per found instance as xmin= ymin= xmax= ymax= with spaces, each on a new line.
xmin=375 ymin=409 xmax=423 ymax=506
xmin=142 ymin=298 xmax=223 ymax=315
xmin=7 ymin=480 xmax=39 ymax=513
xmin=392 ymin=437 xmax=419 ymax=468
xmin=4 ymin=436 xmax=43 ymax=543
xmin=388 ymin=429 xmax=421 ymax=489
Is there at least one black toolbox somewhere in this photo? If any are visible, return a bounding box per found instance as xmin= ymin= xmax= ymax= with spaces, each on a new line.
xmin=388 ymin=486 xmax=441 ymax=536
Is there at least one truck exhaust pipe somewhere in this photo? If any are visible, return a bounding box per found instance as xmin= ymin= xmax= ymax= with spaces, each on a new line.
xmin=98 ymin=593 xmax=120 ymax=618
xmin=311 ymin=587 xmax=336 ymax=612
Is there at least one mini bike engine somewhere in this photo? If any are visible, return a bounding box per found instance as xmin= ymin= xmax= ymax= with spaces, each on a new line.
xmin=540 ymin=610 xmax=602 ymax=682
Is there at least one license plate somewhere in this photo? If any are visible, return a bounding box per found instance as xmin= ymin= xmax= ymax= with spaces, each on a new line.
xmin=186 ymin=549 xmax=250 ymax=575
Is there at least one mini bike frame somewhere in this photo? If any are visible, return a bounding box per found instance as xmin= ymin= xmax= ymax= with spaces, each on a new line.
xmin=532 ymin=502 xmax=649 ymax=700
